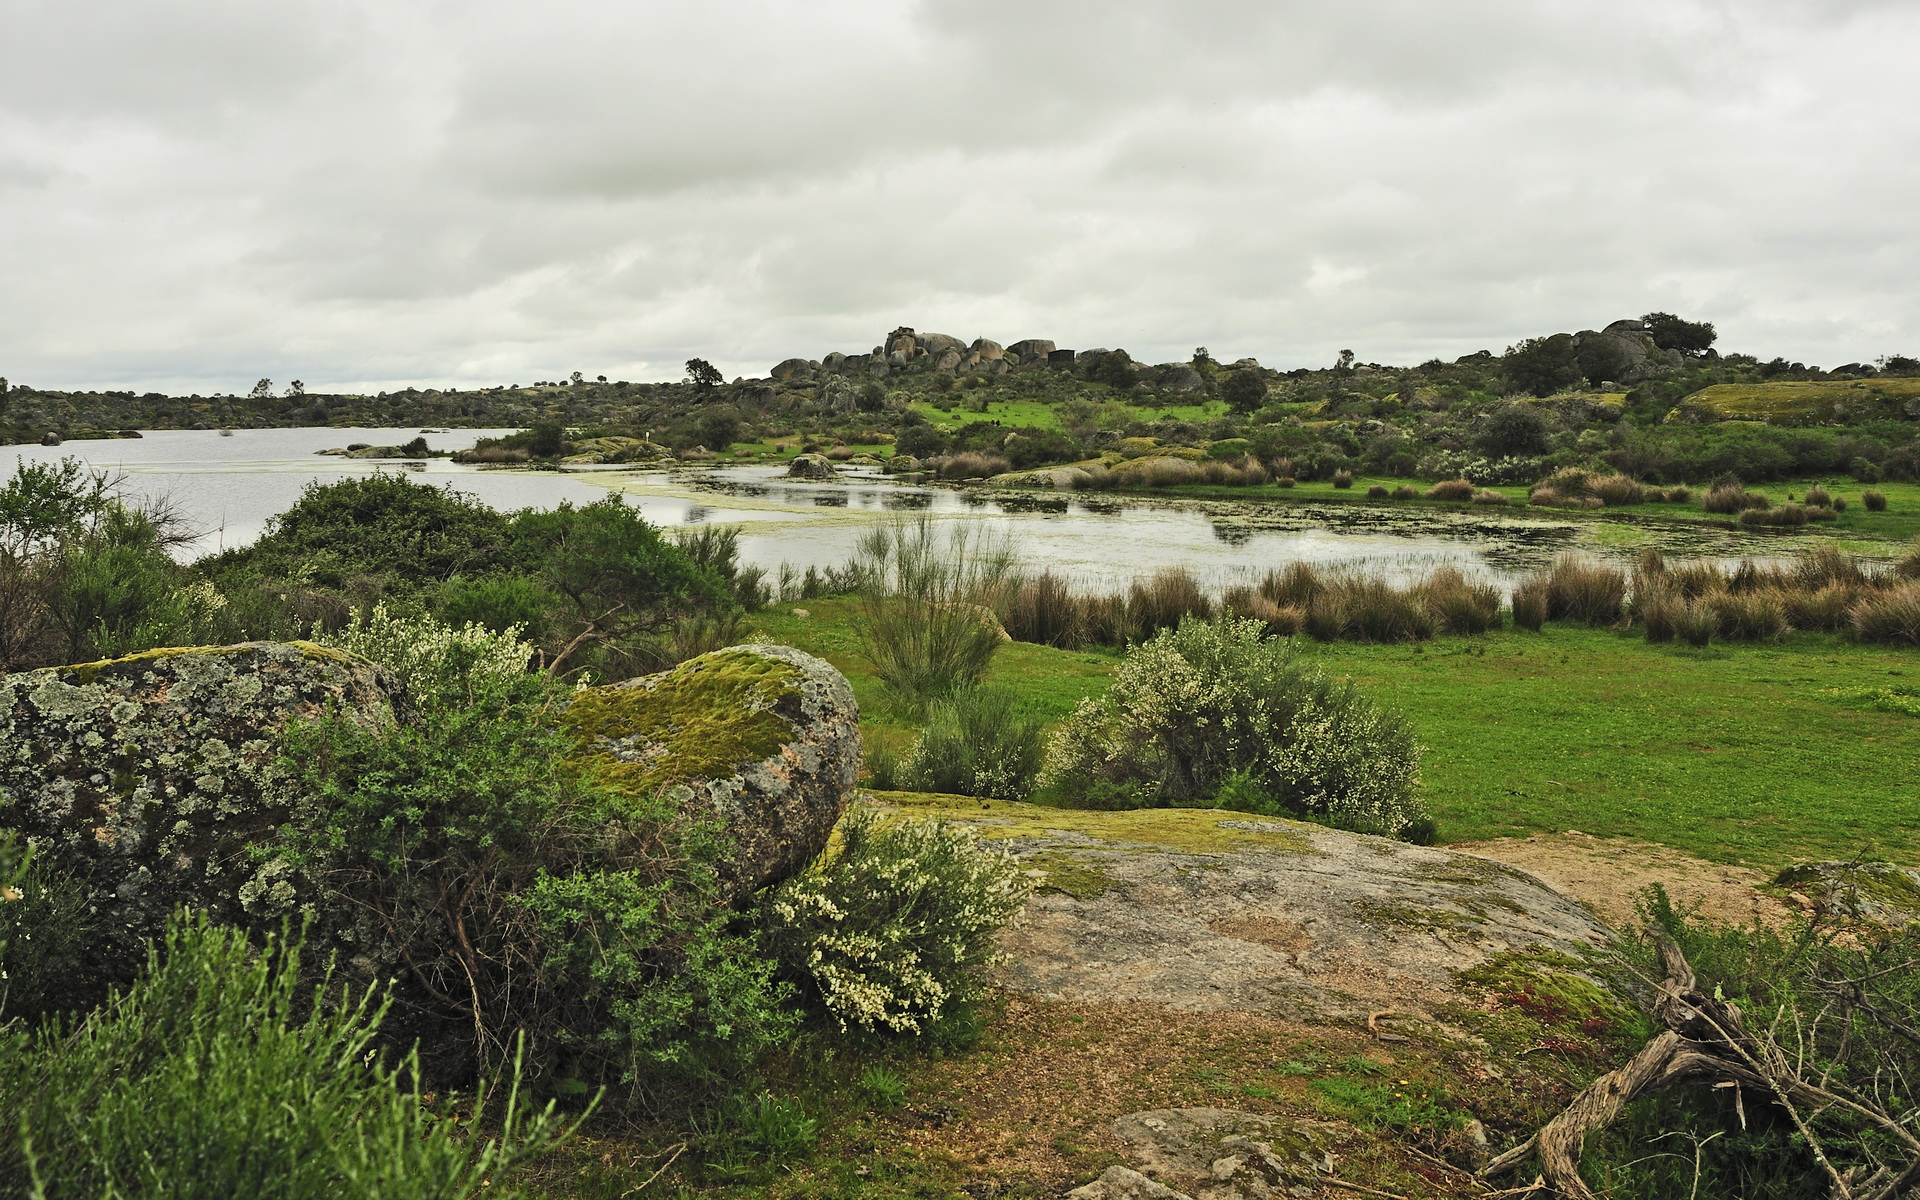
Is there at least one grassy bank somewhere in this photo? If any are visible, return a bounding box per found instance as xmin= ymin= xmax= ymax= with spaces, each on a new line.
xmin=749 ymin=601 xmax=1920 ymax=868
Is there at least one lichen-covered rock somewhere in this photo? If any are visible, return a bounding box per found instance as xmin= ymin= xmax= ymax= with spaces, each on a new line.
xmin=1775 ymin=861 xmax=1920 ymax=925
xmin=0 ymin=642 xmax=402 ymax=963
xmin=1068 ymin=1109 xmax=1337 ymax=1200
xmin=562 ymin=644 xmax=858 ymax=900
xmin=785 ymin=452 xmax=840 ymax=481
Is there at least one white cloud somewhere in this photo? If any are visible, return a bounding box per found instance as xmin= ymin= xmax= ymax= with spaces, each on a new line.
xmin=0 ymin=0 xmax=1917 ymax=391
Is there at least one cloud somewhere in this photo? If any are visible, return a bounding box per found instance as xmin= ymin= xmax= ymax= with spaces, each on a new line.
xmin=0 ymin=0 xmax=1917 ymax=391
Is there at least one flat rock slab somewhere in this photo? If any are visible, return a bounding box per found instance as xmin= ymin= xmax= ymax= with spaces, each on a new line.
xmin=873 ymin=794 xmax=1617 ymax=1022
xmin=1067 ymin=1108 xmax=1338 ymax=1200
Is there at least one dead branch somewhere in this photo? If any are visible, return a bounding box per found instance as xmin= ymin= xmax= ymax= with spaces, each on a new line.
xmin=1481 ymin=931 xmax=1920 ymax=1200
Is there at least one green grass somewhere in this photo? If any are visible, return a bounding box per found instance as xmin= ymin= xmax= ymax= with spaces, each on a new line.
xmin=1689 ymin=378 xmax=1920 ymax=421
xmin=910 ymin=396 xmax=1230 ymax=436
xmin=749 ymin=603 xmax=1920 ymax=868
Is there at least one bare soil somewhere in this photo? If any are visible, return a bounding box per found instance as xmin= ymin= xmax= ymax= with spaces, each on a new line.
xmin=1454 ymin=831 xmax=1793 ymax=929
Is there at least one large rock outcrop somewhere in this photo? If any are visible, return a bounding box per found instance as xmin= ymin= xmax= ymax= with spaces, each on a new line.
xmin=871 ymin=795 xmax=1618 ymax=1022
xmin=0 ymin=642 xmax=403 ymax=961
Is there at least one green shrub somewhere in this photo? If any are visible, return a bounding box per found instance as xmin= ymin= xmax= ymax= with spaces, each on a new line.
xmin=762 ymin=806 xmax=1030 ymax=1034
xmin=0 ymin=852 xmax=96 ymax=1023
xmin=0 ymin=914 xmax=572 ymax=1200
xmin=283 ymin=611 xmax=792 ymax=1098
xmin=900 ymin=686 xmax=1046 ymax=801
xmin=854 ymin=517 xmax=1016 ymax=705
xmin=1042 ymin=617 xmax=1427 ymax=838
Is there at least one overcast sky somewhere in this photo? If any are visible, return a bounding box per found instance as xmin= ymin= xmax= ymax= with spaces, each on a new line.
xmin=3 ymin=0 xmax=1918 ymax=393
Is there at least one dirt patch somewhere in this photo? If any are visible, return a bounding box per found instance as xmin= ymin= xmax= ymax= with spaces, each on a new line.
xmin=1453 ymin=831 xmax=1792 ymax=929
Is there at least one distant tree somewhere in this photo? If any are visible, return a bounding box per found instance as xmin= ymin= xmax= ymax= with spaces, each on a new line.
xmin=1220 ymin=369 xmax=1270 ymax=414
xmin=697 ymin=406 xmax=741 ymax=450
xmin=249 ymin=378 xmax=274 ymax=400
xmin=857 ymin=380 xmax=887 ymax=413
xmin=596 ymin=374 xmax=607 ymax=384
xmin=895 ymin=423 xmax=945 ymax=459
xmin=285 ymin=380 xmax=305 ymax=398
xmin=1642 ymin=312 xmax=1717 ymax=356
xmin=1575 ymin=337 xmax=1632 ymax=388
xmin=1336 ymin=350 xmax=1355 ymax=371
xmin=1090 ymin=349 xmax=1137 ymax=391
xmin=1879 ymin=354 xmax=1920 ymax=377
xmin=1192 ymin=347 xmax=1215 ymax=371
xmin=1503 ymin=334 xmax=1583 ymax=397
xmin=569 ymin=371 xmax=584 ymax=385
xmin=684 ymin=358 xmax=722 ymax=391
xmin=1476 ymin=401 xmax=1552 ymax=457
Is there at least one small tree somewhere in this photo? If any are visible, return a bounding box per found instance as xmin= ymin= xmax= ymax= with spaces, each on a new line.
xmin=1642 ymin=311 xmax=1717 ymax=356
xmin=249 ymin=378 xmax=274 ymax=400
xmin=1503 ymin=334 xmax=1583 ymax=397
xmin=1219 ymin=369 xmax=1269 ymax=414
xmin=1475 ymin=400 xmax=1552 ymax=456
xmin=684 ymin=358 xmax=722 ymax=391
xmin=284 ymin=380 xmax=305 ymax=398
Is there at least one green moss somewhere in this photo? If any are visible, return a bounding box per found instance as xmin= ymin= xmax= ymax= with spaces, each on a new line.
xmin=1022 ymin=850 xmax=1120 ymax=899
xmin=1452 ymin=947 xmax=1644 ymax=1058
xmin=562 ymin=647 xmax=804 ymax=793
xmin=867 ymin=791 xmax=1317 ymax=856
xmin=49 ymin=641 xmax=353 ymax=686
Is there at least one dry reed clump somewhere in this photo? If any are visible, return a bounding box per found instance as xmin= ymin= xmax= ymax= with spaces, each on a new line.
xmin=1704 ymin=483 xmax=1770 ymax=514
xmin=1391 ymin=485 xmax=1421 ymax=500
xmin=937 ymin=452 xmax=1011 ymax=480
xmin=1367 ymin=485 xmax=1390 ymax=499
xmin=1803 ymin=486 xmax=1832 ymax=508
xmin=1426 ymin=479 xmax=1475 ymax=501
xmin=1276 ymin=476 xmax=1297 ymax=488
xmin=1527 ymin=468 xmax=1650 ymax=508
xmin=1195 ymin=459 xmax=1269 ymax=487
xmin=1851 ymin=584 xmax=1920 ymax=646
xmin=1708 ymin=590 xmax=1789 ymax=641
xmin=1740 ymin=503 xmax=1812 ymax=527
xmin=1119 ymin=457 xmax=1200 ymax=488
xmin=1510 ymin=578 xmax=1549 ymax=631
xmin=824 ymin=445 xmax=855 ymax=461
xmin=1256 ymin=561 xmax=1324 ymax=609
xmin=1673 ymin=602 xmax=1717 ymax=647
xmin=1471 ymin=489 xmax=1510 ymax=506
xmin=1659 ymin=485 xmax=1693 ymax=504
xmin=1418 ymin=567 xmax=1503 ymax=634
xmin=1222 ymin=586 xmax=1306 ymax=636
xmin=996 ymin=571 xmax=1082 ymax=648
xmin=1539 ymin=555 xmax=1628 ymax=626
xmin=1796 ymin=545 xmax=1869 ymax=591
xmin=1780 ymin=584 xmax=1860 ymax=633
xmin=1639 ymin=587 xmax=1680 ymax=642
xmin=1127 ymin=568 xmax=1212 ymax=636
xmin=1863 ymin=490 xmax=1889 ymax=512
xmin=1332 ymin=470 xmax=1354 ymax=489
xmin=1898 ymin=538 xmax=1920 ymax=580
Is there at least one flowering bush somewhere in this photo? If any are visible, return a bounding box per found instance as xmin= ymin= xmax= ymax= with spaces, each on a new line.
xmin=314 ymin=603 xmax=535 ymax=705
xmin=1041 ymin=616 xmax=1429 ymax=840
xmin=762 ymin=805 xmax=1031 ymax=1034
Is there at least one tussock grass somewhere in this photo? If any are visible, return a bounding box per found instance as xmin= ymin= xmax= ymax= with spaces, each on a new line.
xmin=1510 ymin=578 xmax=1549 ymax=631
xmin=1864 ymin=489 xmax=1890 ymax=512
xmin=1543 ymin=555 xmax=1627 ymax=626
xmin=1705 ymin=483 xmax=1771 ymax=514
xmin=1852 ymin=584 xmax=1920 ymax=646
xmin=1425 ymin=479 xmax=1475 ymax=501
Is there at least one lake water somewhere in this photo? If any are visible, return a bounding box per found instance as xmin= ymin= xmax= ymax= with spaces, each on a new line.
xmin=2 ymin=427 xmax=1788 ymax=589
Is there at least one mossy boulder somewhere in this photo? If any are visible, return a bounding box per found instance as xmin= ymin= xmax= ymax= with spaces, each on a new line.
xmin=784 ymin=452 xmax=840 ymax=481
xmin=0 ymin=642 xmax=403 ymax=967
xmin=563 ymin=644 xmax=859 ymax=901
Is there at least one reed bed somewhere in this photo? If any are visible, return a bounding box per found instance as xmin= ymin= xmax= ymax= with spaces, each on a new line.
xmin=989 ymin=538 xmax=1920 ymax=652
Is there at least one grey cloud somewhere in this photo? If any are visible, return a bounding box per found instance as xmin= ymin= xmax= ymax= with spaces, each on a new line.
xmin=0 ymin=0 xmax=1917 ymax=392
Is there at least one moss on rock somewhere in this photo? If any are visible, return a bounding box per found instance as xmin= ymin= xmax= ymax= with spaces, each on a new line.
xmin=562 ymin=646 xmax=806 ymax=795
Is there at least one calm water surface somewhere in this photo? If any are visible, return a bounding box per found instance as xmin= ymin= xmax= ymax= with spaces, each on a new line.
xmin=4 ymin=428 xmax=1786 ymax=588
